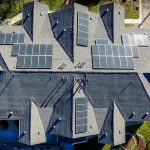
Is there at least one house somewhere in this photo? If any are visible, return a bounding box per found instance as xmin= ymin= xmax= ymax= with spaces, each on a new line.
xmin=0 ymin=1 xmax=150 ymax=149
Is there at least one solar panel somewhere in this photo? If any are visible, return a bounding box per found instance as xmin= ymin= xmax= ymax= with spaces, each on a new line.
xmin=77 ymin=12 xmax=89 ymax=47
xmin=134 ymin=35 xmax=149 ymax=47
xmin=131 ymin=46 xmax=139 ymax=58
xmin=16 ymin=44 xmax=53 ymax=69
xmin=122 ymin=34 xmax=149 ymax=47
xmin=75 ymin=98 xmax=88 ymax=134
xmin=95 ymin=38 xmax=109 ymax=45
xmin=0 ymin=33 xmax=25 ymax=44
xmin=92 ymin=44 xmax=134 ymax=70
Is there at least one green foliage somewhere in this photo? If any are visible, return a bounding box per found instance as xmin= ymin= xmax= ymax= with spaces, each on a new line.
xmin=101 ymin=144 xmax=111 ymax=150
xmin=122 ymin=1 xmax=139 ymax=19
xmin=0 ymin=0 xmax=139 ymax=20
xmin=40 ymin=0 xmax=65 ymax=11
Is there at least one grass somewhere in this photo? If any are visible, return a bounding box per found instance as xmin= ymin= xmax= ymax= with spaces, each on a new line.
xmin=125 ymin=24 xmax=134 ymax=28
xmin=122 ymin=1 xmax=139 ymax=19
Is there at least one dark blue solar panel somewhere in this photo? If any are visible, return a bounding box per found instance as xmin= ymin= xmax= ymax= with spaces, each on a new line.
xmin=11 ymin=45 xmax=20 ymax=56
xmin=16 ymin=44 xmax=53 ymax=69
xmin=22 ymin=2 xmax=34 ymax=40
xmin=95 ymin=38 xmax=109 ymax=45
xmin=131 ymin=46 xmax=139 ymax=58
xmin=100 ymin=4 xmax=114 ymax=42
xmin=49 ymin=6 xmax=74 ymax=61
xmin=0 ymin=33 xmax=24 ymax=44
xmin=11 ymin=33 xmax=18 ymax=43
xmin=5 ymin=33 xmax=12 ymax=44
xmin=18 ymin=33 xmax=25 ymax=43
xmin=77 ymin=12 xmax=89 ymax=47
xmin=75 ymin=98 xmax=88 ymax=134
xmin=0 ymin=33 xmax=5 ymax=44
xmin=92 ymin=44 xmax=135 ymax=70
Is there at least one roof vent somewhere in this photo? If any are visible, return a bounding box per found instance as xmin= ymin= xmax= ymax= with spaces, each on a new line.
xmin=144 ymin=32 xmax=148 ymax=35
xmin=8 ymin=111 xmax=13 ymax=118
xmin=142 ymin=112 xmax=149 ymax=119
xmin=129 ymin=112 xmax=135 ymax=119
xmin=105 ymin=133 xmax=108 ymax=137
xmin=23 ymin=131 xmax=27 ymax=135
xmin=132 ymin=112 xmax=136 ymax=115
xmin=75 ymin=62 xmax=81 ymax=68
xmin=63 ymin=28 xmax=66 ymax=32
xmin=27 ymin=13 xmax=30 ymax=17
xmin=53 ymin=125 xmax=56 ymax=129
xmin=106 ymin=9 xmax=109 ymax=12
xmin=58 ymin=117 xmax=62 ymax=121
xmin=146 ymin=112 xmax=149 ymax=115
xmin=118 ymin=11 xmax=121 ymax=14
xmin=62 ymin=76 xmax=68 ymax=81
xmin=130 ymin=32 xmax=133 ymax=35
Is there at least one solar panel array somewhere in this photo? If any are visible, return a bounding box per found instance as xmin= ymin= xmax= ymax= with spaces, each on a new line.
xmin=91 ymin=44 xmax=140 ymax=70
xmin=0 ymin=33 xmax=25 ymax=44
xmin=77 ymin=12 xmax=89 ymax=46
xmin=75 ymin=98 xmax=88 ymax=134
xmin=122 ymin=34 xmax=149 ymax=47
xmin=12 ymin=44 xmax=53 ymax=69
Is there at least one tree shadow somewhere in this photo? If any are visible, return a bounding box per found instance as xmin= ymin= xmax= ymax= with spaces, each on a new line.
xmin=126 ymin=123 xmax=143 ymax=135
xmin=75 ymin=136 xmax=105 ymax=150
xmin=76 ymin=0 xmax=103 ymax=7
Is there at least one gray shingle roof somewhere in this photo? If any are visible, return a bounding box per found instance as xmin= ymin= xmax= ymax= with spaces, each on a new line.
xmin=100 ymin=3 xmax=114 ymax=42
xmin=0 ymin=71 xmax=149 ymax=145
xmin=49 ymin=5 xmax=74 ymax=61
xmin=0 ymin=0 xmax=150 ymax=147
